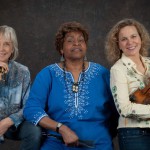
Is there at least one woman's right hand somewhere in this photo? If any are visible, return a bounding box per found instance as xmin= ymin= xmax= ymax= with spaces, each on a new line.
xmin=39 ymin=117 xmax=79 ymax=146
xmin=0 ymin=62 xmax=8 ymax=80
xmin=0 ymin=62 xmax=8 ymax=74
xmin=59 ymin=125 xmax=79 ymax=147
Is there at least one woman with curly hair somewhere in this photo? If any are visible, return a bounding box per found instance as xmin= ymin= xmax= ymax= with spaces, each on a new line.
xmin=24 ymin=21 xmax=118 ymax=150
xmin=105 ymin=18 xmax=150 ymax=150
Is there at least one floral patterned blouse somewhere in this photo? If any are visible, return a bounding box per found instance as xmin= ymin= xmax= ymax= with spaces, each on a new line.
xmin=110 ymin=53 xmax=150 ymax=128
xmin=0 ymin=60 xmax=30 ymax=128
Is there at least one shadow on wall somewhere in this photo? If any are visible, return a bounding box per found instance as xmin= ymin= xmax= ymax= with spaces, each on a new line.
xmin=0 ymin=0 xmax=150 ymax=80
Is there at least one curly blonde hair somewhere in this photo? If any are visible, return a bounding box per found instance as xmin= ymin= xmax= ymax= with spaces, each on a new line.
xmin=105 ymin=18 xmax=150 ymax=65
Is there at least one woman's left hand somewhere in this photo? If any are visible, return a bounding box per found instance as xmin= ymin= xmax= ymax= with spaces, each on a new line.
xmin=59 ymin=125 xmax=79 ymax=147
xmin=0 ymin=117 xmax=14 ymax=135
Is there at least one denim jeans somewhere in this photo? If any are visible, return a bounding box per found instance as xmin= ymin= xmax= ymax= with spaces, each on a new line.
xmin=4 ymin=121 xmax=42 ymax=150
xmin=118 ymin=128 xmax=150 ymax=150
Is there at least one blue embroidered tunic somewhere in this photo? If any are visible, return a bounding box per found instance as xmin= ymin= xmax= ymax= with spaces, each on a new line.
xmin=0 ymin=60 xmax=30 ymax=127
xmin=24 ymin=62 xmax=115 ymax=149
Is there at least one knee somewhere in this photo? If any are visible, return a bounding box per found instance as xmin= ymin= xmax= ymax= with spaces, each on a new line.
xmin=30 ymin=126 xmax=42 ymax=139
xmin=28 ymin=125 xmax=42 ymax=140
xmin=22 ymin=122 xmax=42 ymax=141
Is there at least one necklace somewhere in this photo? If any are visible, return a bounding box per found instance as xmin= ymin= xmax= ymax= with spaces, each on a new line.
xmin=72 ymin=82 xmax=79 ymax=93
xmin=63 ymin=61 xmax=85 ymax=93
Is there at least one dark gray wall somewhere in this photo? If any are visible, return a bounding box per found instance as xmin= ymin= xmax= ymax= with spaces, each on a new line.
xmin=0 ymin=0 xmax=150 ymax=149
xmin=0 ymin=0 xmax=150 ymax=80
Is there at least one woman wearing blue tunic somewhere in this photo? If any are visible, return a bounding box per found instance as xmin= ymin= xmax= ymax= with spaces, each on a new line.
xmin=24 ymin=21 xmax=118 ymax=150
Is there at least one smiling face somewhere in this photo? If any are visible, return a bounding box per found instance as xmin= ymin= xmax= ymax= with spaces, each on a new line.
xmin=118 ymin=25 xmax=142 ymax=58
xmin=61 ymin=31 xmax=87 ymax=61
xmin=0 ymin=34 xmax=13 ymax=63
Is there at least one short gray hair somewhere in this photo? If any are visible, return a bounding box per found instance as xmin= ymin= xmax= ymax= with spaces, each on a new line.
xmin=0 ymin=25 xmax=19 ymax=60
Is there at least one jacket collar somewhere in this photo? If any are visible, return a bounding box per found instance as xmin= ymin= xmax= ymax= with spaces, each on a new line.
xmin=120 ymin=53 xmax=150 ymax=75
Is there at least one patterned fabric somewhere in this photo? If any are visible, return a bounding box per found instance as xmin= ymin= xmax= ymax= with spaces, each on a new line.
xmin=110 ymin=53 xmax=150 ymax=128
xmin=0 ymin=60 xmax=30 ymax=127
xmin=24 ymin=62 xmax=115 ymax=149
xmin=52 ymin=63 xmax=100 ymax=119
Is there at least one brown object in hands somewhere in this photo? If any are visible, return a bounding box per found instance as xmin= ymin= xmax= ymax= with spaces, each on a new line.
xmin=130 ymin=83 xmax=150 ymax=104
xmin=0 ymin=66 xmax=5 ymax=81
xmin=0 ymin=66 xmax=5 ymax=74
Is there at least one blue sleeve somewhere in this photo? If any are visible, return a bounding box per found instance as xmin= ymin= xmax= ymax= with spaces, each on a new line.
xmin=9 ymin=67 xmax=31 ymax=128
xmin=23 ymin=67 xmax=51 ymax=125
xmin=103 ymin=68 xmax=119 ymax=138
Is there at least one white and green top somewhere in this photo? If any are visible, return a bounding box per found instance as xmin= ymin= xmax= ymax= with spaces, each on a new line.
xmin=111 ymin=53 xmax=150 ymax=128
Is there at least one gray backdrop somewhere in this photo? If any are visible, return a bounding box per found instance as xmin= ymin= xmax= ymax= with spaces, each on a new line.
xmin=0 ymin=0 xmax=150 ymax=149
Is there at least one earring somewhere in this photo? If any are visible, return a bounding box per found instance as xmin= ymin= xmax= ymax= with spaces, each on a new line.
xmin=84 ymin=56 xmax=87 ymax=61
xmin=60 ymin=54 xmax=65 ymax=62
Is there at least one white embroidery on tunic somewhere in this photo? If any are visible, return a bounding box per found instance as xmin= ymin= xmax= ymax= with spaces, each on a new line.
xmin=51 ymin=63 xmax=100 ymax=119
